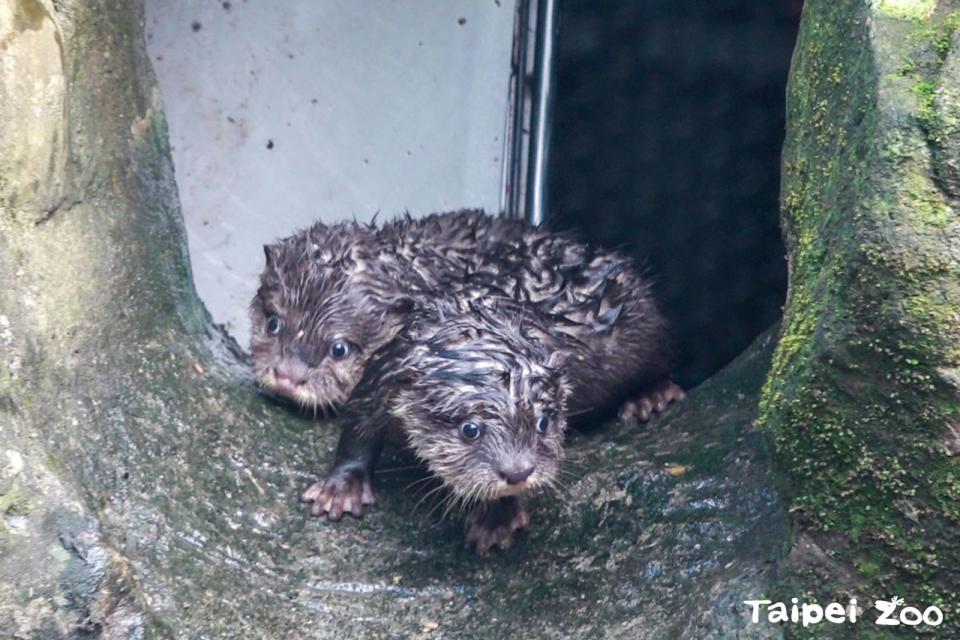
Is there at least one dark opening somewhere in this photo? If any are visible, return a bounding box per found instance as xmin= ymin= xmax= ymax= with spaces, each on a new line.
xmin=550 ymin=1 xmax=802 ymax=386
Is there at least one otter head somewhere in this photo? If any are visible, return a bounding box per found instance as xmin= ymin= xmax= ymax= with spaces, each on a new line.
xmin=250 ymin=222 xmax=413 ymax=410
xmin=391 ymin=303 xmax=570 ymax=505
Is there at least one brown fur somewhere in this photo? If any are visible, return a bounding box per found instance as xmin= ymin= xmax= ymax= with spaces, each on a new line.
xmin=251 ymin=210 xmax=672 ymax=418
xmin=301 ymin=295 xmax=570 ymax=552
xmin=349 ymin=296 xmax=570 ymax=503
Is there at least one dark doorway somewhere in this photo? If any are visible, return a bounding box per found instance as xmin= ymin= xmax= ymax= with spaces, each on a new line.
xmin=550 ymin=1 xmax=802 ymax=386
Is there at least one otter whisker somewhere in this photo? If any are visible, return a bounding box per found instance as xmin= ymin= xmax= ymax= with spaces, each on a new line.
xmin=430 ymin=491 xmax=455 ymax=522
xmin=405 ymin=476 xmax=444 ymax=495
xmin=416 ymin=483 xmax=449 ymax=518
xmin=403 ymin=473 xmax=439 ymax=491
xmin=381 ymin=464 xmax=429 ymax=474
xmin=555 ymin=466 xmax=584 ymax=482
xmin=543 ymin=476 xmax=565 ymax=499
xmin=439 ymin=487 xmax=474 ymax=522
xmin=445 ymin=487 xmax=477 ymax=521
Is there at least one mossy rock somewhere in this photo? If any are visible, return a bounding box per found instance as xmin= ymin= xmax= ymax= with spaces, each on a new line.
xmin=762 ymin=1 xmax=960 ymax=634
xmin=0 ymin=1 xmax=792 ymax=637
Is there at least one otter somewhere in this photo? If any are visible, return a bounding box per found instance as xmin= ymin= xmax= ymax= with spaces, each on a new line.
xmin=251 ymin=210 xmax=684 ymax=550
xmin=250 ymin=210 xmax=682 ymax=421
xmin=249 ymin=210 xmax=523 ymax=411
xmin=300 ymin=296 xmax=570 ymax=553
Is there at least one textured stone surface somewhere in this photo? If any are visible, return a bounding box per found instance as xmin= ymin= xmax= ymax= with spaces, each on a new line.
xmin=761 ymin=0 xmax=960 ymax=633
xmin=0 ymin=1 xmax=788 ymax=637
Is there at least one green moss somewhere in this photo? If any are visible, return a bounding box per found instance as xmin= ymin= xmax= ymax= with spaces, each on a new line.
xmin=877 ymin=0 xmax=936 ymax=21
xmin=761 ymin=1 xmax=960 ymax=635
xmin=902 ymin=164 xmax=950 ymax=226
xmin=913 ymin=80 xmax=940 ymax=133
xmin=933 ymin=13 xmax=960 ymax=58
xmin=902 ymin=292 xmax=960 ymax=341
xmin=0 ymin=487 xmax=29 ymax=515
xmin=890 ymin=10 xmax=960 ymax=147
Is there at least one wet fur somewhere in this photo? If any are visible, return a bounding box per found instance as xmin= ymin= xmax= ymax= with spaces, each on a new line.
xmin=267 ymin=210 xmax=675 ymax=551
xmin=251 ymin=209 xmax=673 ymax=418
xmin=344 ymin=296 xmax=570 ymax=507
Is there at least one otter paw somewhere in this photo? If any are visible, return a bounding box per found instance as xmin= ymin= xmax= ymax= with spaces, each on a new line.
xmin=619 ymin=381 xmax=686 ymax=424
xmin=300 ymin=465 xmax=376 ymax=521
xmin=464 ymin=496 xmax=531 ymax=555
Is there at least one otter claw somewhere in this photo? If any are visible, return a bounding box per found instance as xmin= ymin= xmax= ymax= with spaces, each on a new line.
xmin=619 ymin=381 xmax=685 ymax=424
xmin=464 ymin=496 xmax=530 ymax=555
xmin=301 ymin=465 xmax=376 ymax=521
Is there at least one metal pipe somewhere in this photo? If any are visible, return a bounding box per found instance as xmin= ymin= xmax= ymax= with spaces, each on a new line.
xmin=524 ymin=0 xmax=558 ymax=227
xmin=504 ymin=0 xmax=531 ymax=220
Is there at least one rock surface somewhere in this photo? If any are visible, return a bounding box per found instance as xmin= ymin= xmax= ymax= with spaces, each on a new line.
xmin=1 ymin=316 xmax=785 ymax=639
xmin=0 ymin=3 xmax=788 ymax=637
xmin=761 ymin=0 xmax=960 ymax=629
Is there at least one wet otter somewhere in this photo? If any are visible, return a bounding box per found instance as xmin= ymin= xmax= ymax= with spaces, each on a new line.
xmin=252 ymin=210 xmax=683 ymax=551
xmin=250 ymin=210 xmax=682 ymax=421
xmin=249 ymin=211 xmax=522 ymax=411
xmin=300 ymin=296 xmax=570 ymax=553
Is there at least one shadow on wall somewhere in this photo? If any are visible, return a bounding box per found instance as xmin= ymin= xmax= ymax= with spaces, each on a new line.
xmin=550 ymin=0 xmax=802 ymax=386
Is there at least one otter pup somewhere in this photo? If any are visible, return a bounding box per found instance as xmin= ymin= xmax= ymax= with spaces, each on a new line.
xmin=250 ymin=210 xmax=682 ymax=421
xmin=300 ymin=296 xmax=570 ymax=553
xmin=249 ymin=211 xmax=523 ymax=411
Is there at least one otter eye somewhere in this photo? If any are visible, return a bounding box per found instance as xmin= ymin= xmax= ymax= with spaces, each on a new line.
xmin=266 ymin=315 xmax=282 ymax=335
xmin=329 ymin=340 xmax=350 ymax=360
xmin=536 ymin=415 xmax=550 ymax=434
xmin=460 ymin=422 xmax=481 ymax=441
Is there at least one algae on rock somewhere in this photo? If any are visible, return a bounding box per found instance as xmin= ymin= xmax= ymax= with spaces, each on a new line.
xmin=761 ymin=0 xmax=960 ymax=632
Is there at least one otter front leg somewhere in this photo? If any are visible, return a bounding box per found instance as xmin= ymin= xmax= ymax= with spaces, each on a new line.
xmin=301 ymin=423 xmax=383 ymax=520
xmin=463 ymin=496 xmax=531 ymax=555
xmin=619 ymin=380 xmax=686 ymax=424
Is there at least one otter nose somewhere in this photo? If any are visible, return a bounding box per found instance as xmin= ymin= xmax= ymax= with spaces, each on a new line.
xmin=273 ymin=366 xmax=306 ymax=386
xmin=498 ymin=466 xmax=535 ymax=485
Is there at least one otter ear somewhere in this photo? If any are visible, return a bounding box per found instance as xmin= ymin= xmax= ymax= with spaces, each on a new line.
xmin=389 ymin=297 xmax=415 ymax=316
xmin=307 ymin=224 xmax=330 ymax=256
xmin=263 ymin=244 xmax=278 ymax=269
xmin=308 ymin=222 xmax=329 ymax=239
xmin=392 ymin=364 xmax=420 ymax=386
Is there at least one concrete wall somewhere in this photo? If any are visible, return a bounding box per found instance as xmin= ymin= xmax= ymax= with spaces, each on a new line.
xmin=146 ymin=0 xmax=516 ymax=341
